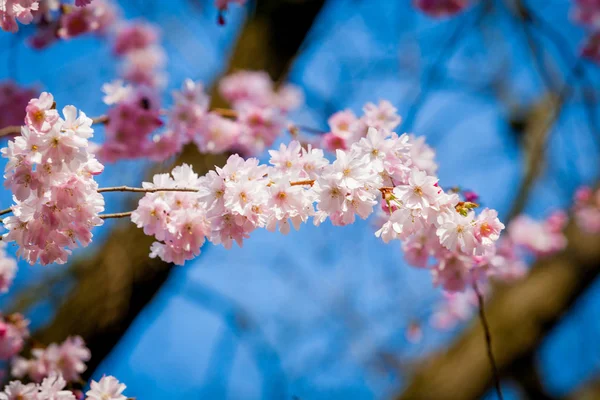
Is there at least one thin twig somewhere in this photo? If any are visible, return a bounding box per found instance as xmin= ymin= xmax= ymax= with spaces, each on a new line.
xmin=0 ymin=208 xmax=11 ymax=217
xmin=98 ymin=186 xmax=199 ymax=193
xmin=100 ymin=212 xmax=133 ymax=220
xmin=473 ymin=282 xmax=504 ymax=400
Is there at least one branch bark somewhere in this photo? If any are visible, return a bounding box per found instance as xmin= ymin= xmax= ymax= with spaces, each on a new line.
xmin=14 ymin=0 xmax=325 ymax=379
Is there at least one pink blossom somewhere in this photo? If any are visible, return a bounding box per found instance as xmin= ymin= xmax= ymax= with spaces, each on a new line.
xmin=113 ymin=21 xmax=158 ymax=55
xmin=0 ymin=314 xmax=29 ymax=360
xmin=413 ymin=0 xmax=470 ymax=18
xmin=362 ymin=100 xmax=401 ymax=132
xmin=508 ymin=215 xmax=566 ymax=256
xmin=0 ymin=0 xmax=39 ymax=32
xmin=0 ymin=242 xmax=17 ymax=293
xmin=2 ymin=95 xmax=104 ymax=266
xmin=86 ymin=376 xmax=127 ymax=400
xmin=393 ymin=168 xmax=440 ymax=210
xmin=25 ymin=92 xmax=58 ymax=134
xmin=431 ymin=289 xmax=478 ymax=329
xmin=11 ymin=336 xmax=89 ymax=383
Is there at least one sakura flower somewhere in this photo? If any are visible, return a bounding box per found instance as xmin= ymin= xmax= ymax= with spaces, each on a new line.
xmin=86 ymin=376 xmax=127 ymax=400
xmin=101 ymin=80 xmax=132 ymax=105
xmin=362 ymin=100 xmax=401 ymax=132
xmin=0 ymin=0 xmax=39 ymax=32
xmin=436 ymin=211 xmax=478 ymax=254
xmin=0 ymin=314 xmax=29 ymax=360
xmin=0 ymin=381 xmax=37 ymax=400
xmin=113 ymin=21 xmax=158 ymax=55
xmin=393 ymin=168 xmax=440 ymax=210
xmin=25 ymin=92 xmax=58 ymax=134
xmin=0 ymin=242 xmax=17 ymax=293
xmin=38 ymin=373 xmax=76 ymax=400
xmin=413 ymin=0 xmax=470 ymax=18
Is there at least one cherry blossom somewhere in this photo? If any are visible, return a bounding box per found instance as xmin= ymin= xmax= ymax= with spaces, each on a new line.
xmin=12 ymin=336 xmax=90 ymax=383
xmin=0 ymin=314 xmax=29 ymax=360
xmin=85 ymin=376 xmax=127 ymax=400
xmin=2 ymin=93 xmax=105 ymax=266
xmin=0 ymin=0 xmax=39 ymax=32
xmin=0 ymin=242 xmax=17 ymax=293
xmin=413 ymin=0 xmax=470 ymax=18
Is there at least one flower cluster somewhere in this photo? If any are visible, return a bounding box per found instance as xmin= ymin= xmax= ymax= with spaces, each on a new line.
xmin=27 ymin=0 xmax=117 ymax=48
xmin=0 ymin=0 xmax=39 ymax=32
xmin=97 ymin=84 xmax=164 ymax=162
xmin=0 ymin=313 xmax=29 ymax=360
xmin=321 ymin=100 xmax=401 ymax=153
xmin=574 ymin=186 xmax=600 ymax=233
xmin=0 ymin=242 xmax=17 ymax=293
xmin=99 ymin=71 xmax=303 ymax=163
xmin=113 ymin=21 xmax=165 ymax=88
xmin=1 ymin=373 xmax=127 ymax=400
xmin=507 ymin=211 xmax=567 ymax=256
xmin=1 ymin=93 xmax=105 ymax=266
xmin=133 ymin=121 xmax=505 ymax=296
xmin=0 ymin=81 xmax=39 ymax=132
xmin=572 ymin=0 xmax=600 ymax=63
xmin=12 ymin=336 xmax=90 ymax=383
xmin=413 ymin=0 xmax=470 ymax=18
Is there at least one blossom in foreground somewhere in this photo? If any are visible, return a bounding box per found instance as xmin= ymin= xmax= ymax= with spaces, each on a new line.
xmin=85 ymin=376 xmax=127 ymax=400
xmin=0 ymin=371 xmax=120 ymax=400
xmin=134 ymin=124 xmax=505 ymax=294
xmin=1 ymin=93 xmax=105 ymax=266
xmin=0 ymin=242 xmax=17 ymax=293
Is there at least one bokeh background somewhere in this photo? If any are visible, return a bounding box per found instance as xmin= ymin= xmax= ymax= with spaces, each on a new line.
xmin=1 ymin=0 xmax=599 ymax=399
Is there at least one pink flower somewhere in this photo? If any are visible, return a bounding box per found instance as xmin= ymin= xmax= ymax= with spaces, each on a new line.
xmin=431 ymin=289 xmax=478 ymax=329
xmin=2 ymin=96 xmax=104 ymax=266
xmin=508 ymin=215 xmax=566 ymax=256
xmin=86 ymin=376 xmax=127 ymax=400
xmin=0 ymin=380 xmax=37 ymax=400
xmin=362 ymin=100 xmax=401 ymax=132
xmin=393 ymin=168 xmax=440 ymax=210
xmin=25 ymin=92 xmax=58 ymax=134
xmin=113 ymin=22 xmax=158 ymax=55
xmin=11 ymin=336 xmax=89 ymax=383
xmin=0 ymin=242 xmax=17 ymax=293
xmin=0 ymin=0 xmax=39 ymax=32
xmin=328 ymin=110 xmax=358 ymax=139
xmin=413 ymin=0 xmax=470 ymax=18
xmin=37 ymin=373 xmax=76 ymax=400
xmin=0 ymin=314 xmax=29 ymax=360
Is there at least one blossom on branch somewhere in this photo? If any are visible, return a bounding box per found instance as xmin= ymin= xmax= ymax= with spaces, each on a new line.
xmin=2 ymin=93 xmax=105 ymax=266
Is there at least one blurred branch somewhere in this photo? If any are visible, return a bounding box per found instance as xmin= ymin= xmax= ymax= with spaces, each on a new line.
xmin=402 ymin=1 xmax=491 ymax=131
xmin=14 ymin=0 xmax=326 ymax=380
